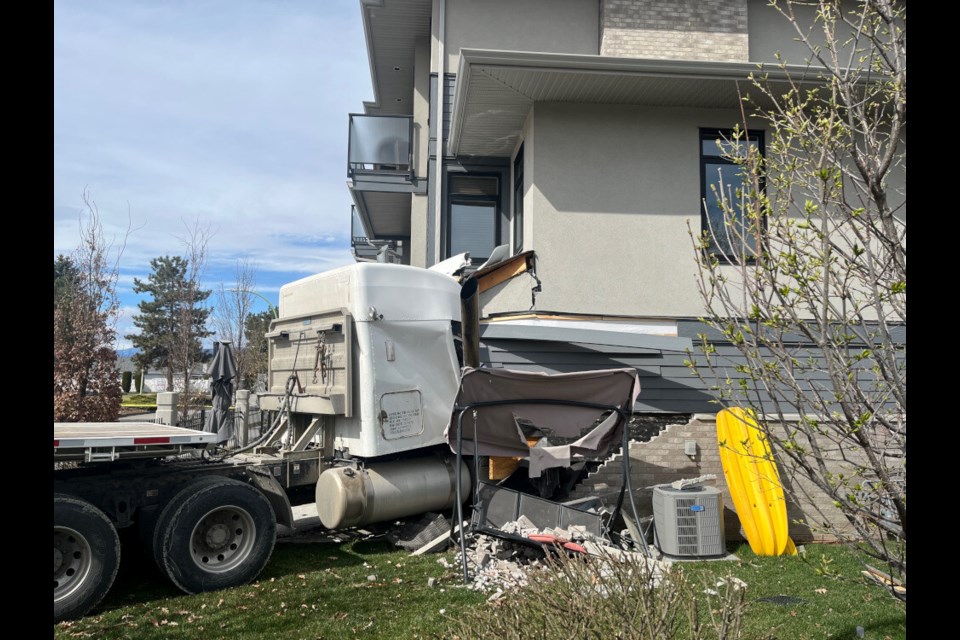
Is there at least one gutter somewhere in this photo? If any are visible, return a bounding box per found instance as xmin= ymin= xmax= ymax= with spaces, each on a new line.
xmin=432 ymin=0 xmax=445 ymax=265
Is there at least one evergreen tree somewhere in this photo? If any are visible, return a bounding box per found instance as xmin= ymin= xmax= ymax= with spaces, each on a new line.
xmin=127 ymin=256 xmax=212 ymax=392
xmin=243 ymin=309 xmax=273 ymax=391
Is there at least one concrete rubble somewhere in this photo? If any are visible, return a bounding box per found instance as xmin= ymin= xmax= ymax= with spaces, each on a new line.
xmin=441 ymin=518 xmax=673 ymax=596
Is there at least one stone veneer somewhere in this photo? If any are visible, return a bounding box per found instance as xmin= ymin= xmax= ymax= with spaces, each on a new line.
xmin=569 ymin=414 xmax=853 ymax=544
xmin=600 ymin=0 xmax=749 ymax=62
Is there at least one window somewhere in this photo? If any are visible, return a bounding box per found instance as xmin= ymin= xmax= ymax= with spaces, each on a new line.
xmin=447 ymin=175 xmax=499 ymax=263
xmin=700 ymin=129 xmax=764 ymax=259
xmin=513 ymin=145 xmax=524 ymax=254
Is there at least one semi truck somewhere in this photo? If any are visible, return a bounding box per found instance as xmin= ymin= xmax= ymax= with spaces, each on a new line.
xmin=54 ymin=263 xmax=473 ymax=623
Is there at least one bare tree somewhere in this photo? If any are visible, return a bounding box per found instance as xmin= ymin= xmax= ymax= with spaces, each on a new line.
xmin=688 ymin=1 xmax=905 ymax=597
xmin=54 ymin=190 xmax=131 ymax=422
xmin=171 ymin=219 xmax=214 ymax=415
xmin=213 ymin=258 xmax=257 ymax=399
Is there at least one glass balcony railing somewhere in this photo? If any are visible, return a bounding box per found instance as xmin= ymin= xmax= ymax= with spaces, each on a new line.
xmin=348 ymin=114 xmax=413 ymax=179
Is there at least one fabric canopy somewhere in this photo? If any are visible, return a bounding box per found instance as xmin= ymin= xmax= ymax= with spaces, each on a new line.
xmin=444 ymin=367 xmax=640 ymax=459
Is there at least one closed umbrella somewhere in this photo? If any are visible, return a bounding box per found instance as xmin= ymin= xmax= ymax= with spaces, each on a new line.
xmin=204 ymin=340 xmax=237 ymax=444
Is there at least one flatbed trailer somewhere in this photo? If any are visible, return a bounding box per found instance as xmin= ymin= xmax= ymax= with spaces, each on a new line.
xmin=54 ymin=421 xmax=302 ymax=624
xmin=54 ymin=422 xmax=219 ymax=462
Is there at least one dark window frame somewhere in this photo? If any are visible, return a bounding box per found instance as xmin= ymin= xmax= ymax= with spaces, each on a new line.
xmin=445 ymin=173 xmax=501 ymax=264
xmin=699 ymin=128 xmax=765 ymax=263
xmin=512 ymin=144 xmax=524 ymax=254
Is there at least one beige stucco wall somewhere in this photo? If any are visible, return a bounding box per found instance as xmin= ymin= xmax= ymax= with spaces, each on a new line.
xmin=413 ymin=36 xmax=431 ymax=178
xmin=409 ymin=193 xmax=429 ymax=268
xmin=444 ymin=0 xmax=599 ymax=71
xmin=510 ymin=102 xmax=756 ymax=318
xmin=482 ymin=101 xmax=904 ymax=320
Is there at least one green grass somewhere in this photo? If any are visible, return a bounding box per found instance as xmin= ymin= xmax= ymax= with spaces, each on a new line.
xmin=54 ymin=539 xmax=905 ymax=640
xmin=121 ymin=393 xmax=157 ymax=409
xmin=54 ymin=538 xmax=485 ymax=640
xmin=679 ymin=543 xmax=906 ymax=640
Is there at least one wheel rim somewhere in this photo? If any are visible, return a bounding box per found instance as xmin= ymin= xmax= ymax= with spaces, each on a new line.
xmin=189 ymin=505 xmax=257 ymax=574
xmin=54 ymin=526 xmax=93 ymax=603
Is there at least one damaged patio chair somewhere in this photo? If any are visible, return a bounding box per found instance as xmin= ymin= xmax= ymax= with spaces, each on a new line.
xmin=444 ymin=366 xmax=647 ymax=581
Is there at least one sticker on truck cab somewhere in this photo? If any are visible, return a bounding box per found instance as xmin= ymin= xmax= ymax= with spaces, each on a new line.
xmin=378 ymin=390 xmax=424 ymax=440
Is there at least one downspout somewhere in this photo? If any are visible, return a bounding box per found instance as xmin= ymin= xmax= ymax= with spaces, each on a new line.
xmin=432 ymin=0 xmax=445 ymax=266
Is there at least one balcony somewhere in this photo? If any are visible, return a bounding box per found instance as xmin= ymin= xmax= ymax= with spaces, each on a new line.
xmin=348 ymin=114 xmax=418 ymax=186
xmin=348 ymin=114 xmax=422 ymax=244
xmin=351 ymin=205 xmax=403 ymax=263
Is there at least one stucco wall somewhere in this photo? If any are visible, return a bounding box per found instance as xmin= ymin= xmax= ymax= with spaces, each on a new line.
xmin=444 ymin=0 xmax=599 ymax=71
xmin=409 ymin=193 xmax=429 ymax=268
xmin=747 ymin=0 xmax=818 ymax=64
xmin=519 ymin=102 xmax=756 ymax=318
xmin=748 ymin=0 xmax=874 ymax=66
xmin=601 ymin=0 xmax=749 ymax=62
xmin=413 ymin=36 xmax=431 ymax=178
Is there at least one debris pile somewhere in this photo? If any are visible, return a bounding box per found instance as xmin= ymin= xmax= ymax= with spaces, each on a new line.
xmin=436 ymin=515 xmax=672 ymax=600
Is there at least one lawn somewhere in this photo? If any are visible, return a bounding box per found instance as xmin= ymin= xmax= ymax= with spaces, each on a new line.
xmin=54 ymin=537 xmax=905 ymax=640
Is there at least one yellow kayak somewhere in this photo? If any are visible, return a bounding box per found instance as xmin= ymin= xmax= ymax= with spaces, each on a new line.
xmin=716 ymin=407 xmax=797 ymax=556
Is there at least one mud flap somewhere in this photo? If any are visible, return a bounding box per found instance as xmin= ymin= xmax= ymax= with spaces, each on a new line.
xmin=246 ymin=467 xmax=294 ymax=529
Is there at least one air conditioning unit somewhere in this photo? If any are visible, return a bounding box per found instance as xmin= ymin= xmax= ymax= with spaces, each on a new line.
xmin=652 ymin=485 xmax=725 ymax=557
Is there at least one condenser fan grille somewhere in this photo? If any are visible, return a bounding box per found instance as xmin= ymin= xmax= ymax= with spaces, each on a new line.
xmin=653 ymin=486 xmax=725 ymax=557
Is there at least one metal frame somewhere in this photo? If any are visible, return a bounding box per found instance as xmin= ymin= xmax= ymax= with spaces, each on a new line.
xmin=698 ymin=127 xmax=766 ymax=264
xmin=347 ymin=113 xmax=414 ymax=180
xmin=450 ymin=398 xmax=645 ymax=582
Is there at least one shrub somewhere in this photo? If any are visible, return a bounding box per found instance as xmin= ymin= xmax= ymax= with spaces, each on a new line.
xmin=442 ymin=546 xmax=746 ymax=640
xmin=121 ymin=371 xmax=132 ymax=393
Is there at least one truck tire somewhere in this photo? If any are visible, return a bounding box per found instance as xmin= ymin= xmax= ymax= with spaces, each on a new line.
xmin=148 ymin=475 xmax=226 ymax=571
xmin=54 ymin=494 xmax=121 ymax=623
xmin=157 ymin=477 xmax=276 ymax=594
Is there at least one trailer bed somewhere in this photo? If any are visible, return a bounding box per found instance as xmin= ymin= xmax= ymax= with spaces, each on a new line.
xmin=54 ymin=422 xmax=219 ymax=463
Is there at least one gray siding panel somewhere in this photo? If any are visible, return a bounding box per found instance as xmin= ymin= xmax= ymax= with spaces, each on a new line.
xmin=479 ymin=319 xmax=905 ymax=415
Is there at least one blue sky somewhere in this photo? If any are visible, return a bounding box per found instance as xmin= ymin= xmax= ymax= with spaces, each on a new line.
xmin=54 ymin=1 xmax=373 ymax=349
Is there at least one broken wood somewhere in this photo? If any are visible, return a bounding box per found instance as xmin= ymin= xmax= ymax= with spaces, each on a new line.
xmin=861 ymin=565 xmax=906 ymax=595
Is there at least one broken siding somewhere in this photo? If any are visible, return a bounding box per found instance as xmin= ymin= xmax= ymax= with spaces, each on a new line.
xmin=479 ymin=319 xmax=905 ymax=415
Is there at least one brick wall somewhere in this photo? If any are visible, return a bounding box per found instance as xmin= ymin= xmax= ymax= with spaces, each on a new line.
xmin=600 ymin=0 xmax=749 ymax=62
xmin=570 ymin=414 xmax=852 ymax=544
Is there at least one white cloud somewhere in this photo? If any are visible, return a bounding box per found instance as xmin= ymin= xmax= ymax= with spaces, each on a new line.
xmin=55 ymin=0 xmax=372 ymax=314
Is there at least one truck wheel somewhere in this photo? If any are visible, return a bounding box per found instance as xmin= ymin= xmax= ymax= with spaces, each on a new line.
xmin=148 ymin=475 xmax=225 ymax=570
xmin=54 ymin=494 xmax=121 ymax=623
xmin=157 ymin=477 xmax=276 ymax=594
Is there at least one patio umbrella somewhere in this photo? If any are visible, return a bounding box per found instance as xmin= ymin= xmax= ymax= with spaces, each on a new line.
xmin=204 ymin=340 xmax=237 ymax=444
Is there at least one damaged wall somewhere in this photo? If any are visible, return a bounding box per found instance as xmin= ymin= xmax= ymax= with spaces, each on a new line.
xmin=569 ymin=414 xmax=852 ymax=544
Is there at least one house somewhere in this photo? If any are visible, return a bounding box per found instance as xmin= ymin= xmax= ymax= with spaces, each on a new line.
xmin=346 ymin=0 xmax=905 ymax=543
xmin=117 ymin=355 xmax=211 ymax=394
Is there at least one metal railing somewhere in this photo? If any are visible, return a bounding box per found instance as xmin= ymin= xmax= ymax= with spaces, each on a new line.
xmin=351 ymin=204 xmax=402 ymax=260
xmin=348 ymin=114 xmax=413 ymax=178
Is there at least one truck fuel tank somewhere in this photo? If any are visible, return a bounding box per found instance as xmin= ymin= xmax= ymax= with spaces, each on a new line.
xmin=315 ymin=455 xmax=470 ymax=529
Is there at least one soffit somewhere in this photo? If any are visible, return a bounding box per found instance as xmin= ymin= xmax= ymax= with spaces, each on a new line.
xmin=361 ymin=0 xmax=432 ymax=116
xmin=352 ymin=188 xmax=412 ymax=238
xmin=450 ymin=50 xmax=809 ymax=157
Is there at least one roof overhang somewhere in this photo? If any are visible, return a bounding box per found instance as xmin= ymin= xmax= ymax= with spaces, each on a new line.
xmin=359 ymin=0 xmax=431 ymax=116
xmin=349 ymin=182 xmax=414 ymax=239
xmin=449 ymin=49 xmax=827 ymax=157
